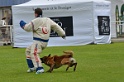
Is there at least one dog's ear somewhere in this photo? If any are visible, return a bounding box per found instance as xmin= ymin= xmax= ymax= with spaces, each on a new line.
xmin=48 ymin=54 xmax=51 ymax=57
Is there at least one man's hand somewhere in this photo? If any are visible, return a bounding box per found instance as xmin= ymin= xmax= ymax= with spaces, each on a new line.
xmin=19 ymin=20 xmax=27 ymax=29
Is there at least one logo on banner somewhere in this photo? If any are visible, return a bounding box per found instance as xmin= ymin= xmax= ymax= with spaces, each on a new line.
xmin=50 ymin=16 xmax=73 ymax=37
xmin=97 ymin=16 xmax=110 ymax=35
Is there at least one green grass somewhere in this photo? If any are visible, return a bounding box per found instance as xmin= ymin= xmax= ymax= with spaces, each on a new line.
xmin=0 ymin=42 xmax=124 ymax=82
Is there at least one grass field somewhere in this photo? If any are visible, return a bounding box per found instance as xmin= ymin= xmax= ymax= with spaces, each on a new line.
xmin=0 ymin=42 xmax=124 ymax=82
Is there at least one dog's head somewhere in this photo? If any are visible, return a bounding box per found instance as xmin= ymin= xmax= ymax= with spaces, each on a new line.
xmin=40 ymin=54 xmax=55 ymax=65
xmin=40 ymin=54 xmax=51 ymax=63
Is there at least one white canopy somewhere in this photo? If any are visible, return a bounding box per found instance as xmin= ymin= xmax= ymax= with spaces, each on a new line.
xmin=12 ymin=0 xmax=111 ymax=47
xmin=16 ymin=0 xmax=107 ymax=6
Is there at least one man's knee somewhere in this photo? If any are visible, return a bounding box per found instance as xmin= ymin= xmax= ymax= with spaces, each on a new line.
xmin=25 ymin=47 xmax=31 ymax=56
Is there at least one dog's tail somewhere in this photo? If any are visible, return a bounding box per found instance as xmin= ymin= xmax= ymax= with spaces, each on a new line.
xmin=63 ymin=50 xmax=74 ymax=57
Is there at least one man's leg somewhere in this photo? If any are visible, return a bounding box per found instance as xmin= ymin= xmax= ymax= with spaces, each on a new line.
xmin=25 ymin=46 xmax=35 ymax=72
xmin=30 ymin=43 xmax=44 ymax=74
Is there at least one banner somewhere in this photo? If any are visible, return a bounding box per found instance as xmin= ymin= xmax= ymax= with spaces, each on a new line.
xmin=50 ymin=16 xmax=73 ymax=37
xmin=97 ymin=16 xmax=110 ymax=35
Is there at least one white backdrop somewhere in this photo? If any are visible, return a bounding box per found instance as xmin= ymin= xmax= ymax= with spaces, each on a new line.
xmin=12 ymin=0 xmax=111 ymax=47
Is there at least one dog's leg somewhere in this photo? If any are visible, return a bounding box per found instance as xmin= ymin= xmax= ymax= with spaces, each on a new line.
xmin=66 ymin=66 xmax=69 ymax=71
xmin=46 ymin=64 xmax=54 ymax=73
xmin=73 ymin=63 xmax=77 ymax=71
xmin=49 ymin=64 xmax=54 ymax=72
xmin=66 ymin=63 xmax=77 ymax=71
xmin=66 ymin=64 xmax=70 ymax=71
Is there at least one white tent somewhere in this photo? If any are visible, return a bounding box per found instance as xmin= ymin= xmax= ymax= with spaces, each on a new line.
xmin=12 ymin=0 xmax=111 ymax=48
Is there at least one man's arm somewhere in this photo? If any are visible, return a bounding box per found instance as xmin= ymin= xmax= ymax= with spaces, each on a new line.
xmin=19 ymin=20 xmax=34 ymax=32
xmin=49 ymin=18 xmax=66 ymax=39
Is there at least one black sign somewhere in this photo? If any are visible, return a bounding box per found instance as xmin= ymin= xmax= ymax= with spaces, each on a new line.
xmin=97 ymin=16 xmax=110 ymax=35
xmin=50 ymin=16 xmax=73 ymax=37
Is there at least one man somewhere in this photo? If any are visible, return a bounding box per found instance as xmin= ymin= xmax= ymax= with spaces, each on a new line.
xmin=0 ymin=17 xmax=9 ymax=45
xmin=19 ymin=8 xmax=65 ymax=74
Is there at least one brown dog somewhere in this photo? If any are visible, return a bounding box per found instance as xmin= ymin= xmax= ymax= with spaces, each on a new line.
xmin=40 ymin=51 xmax=77 ymax=72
